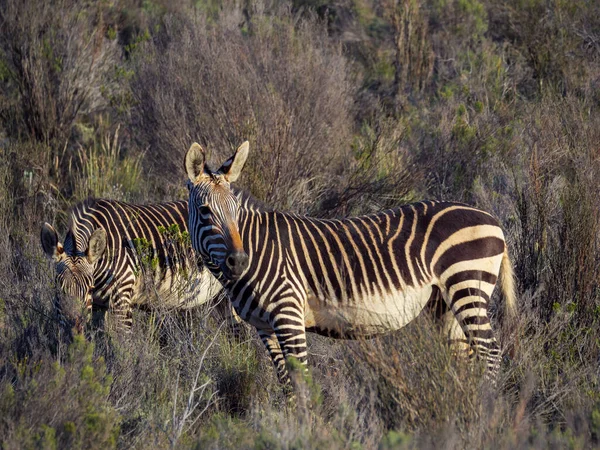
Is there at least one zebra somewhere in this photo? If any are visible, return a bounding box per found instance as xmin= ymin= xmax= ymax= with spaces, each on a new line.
xmin=184 ymin=141 xmax=518 ymax=387
xmin=40 ymin=198 xmax=225 ymax=331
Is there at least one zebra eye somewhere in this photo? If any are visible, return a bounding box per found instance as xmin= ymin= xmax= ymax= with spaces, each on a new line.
xmin=198 ymin=205 xmax=211 ymax=217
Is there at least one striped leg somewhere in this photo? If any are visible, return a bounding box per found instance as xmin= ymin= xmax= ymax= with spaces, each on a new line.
xmin=214 ymin=297 xmax=245 ymax=339
xmin=448 ymin=283 xmax=501 ymax=379
xmin=53 ymin=294 xmax=74 ymax=333
xmin=270 ymin=297 xmax=309 ymax=368
xmin=258 ymin=307 xmax=309 ymax=391
xmin=440 ymin=310 xmax=471 ymax=358
xmin=273 ymin=309 xmax=310 ymax=404
xmin=258 ymin=329 xmax=290 ymax=385
xmin=274 ymin=324 xmax=308 ymax=368
xmin=427 ymin=288 xmax=470 ymax=357
xmin=78 ymin=292 xmax=93 ymax=334
xmin=111 ymin=289 xmax=134 ymax=331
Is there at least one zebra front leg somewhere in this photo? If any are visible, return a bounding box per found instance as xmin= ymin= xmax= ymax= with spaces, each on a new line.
xmin=272 ymin=313 xmax=311 ymax=403
xmin=111 ymin=290 xmax=134 ymax=332
xmin=258 ymin=329 xmax=291 ymax=386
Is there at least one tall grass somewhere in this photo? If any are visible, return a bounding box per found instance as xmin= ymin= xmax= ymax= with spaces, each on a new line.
xmin=74 ymin=125 xmax=143 ymax=202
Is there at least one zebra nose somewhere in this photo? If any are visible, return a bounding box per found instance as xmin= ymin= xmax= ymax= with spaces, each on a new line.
xmin=226 ymin=251 xmax=249 ymax=278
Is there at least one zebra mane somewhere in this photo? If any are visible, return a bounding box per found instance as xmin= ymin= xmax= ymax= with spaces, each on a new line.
xmin=64 ymin=197 xmax=100 ymax=251
xmin=68 ymin=197 xmax=100 ymax=226
xmin=232 ymin=188 xmax=272 ymax=212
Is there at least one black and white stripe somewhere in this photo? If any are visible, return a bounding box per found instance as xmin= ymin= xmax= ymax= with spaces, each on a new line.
xmin=41 ymin=198 xmax=223 ymax=330
xmin=185 ymin=142 xmax=518 ymax=386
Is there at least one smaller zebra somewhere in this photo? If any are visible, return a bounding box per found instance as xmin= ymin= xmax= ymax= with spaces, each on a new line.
xmin=40 ymin=198 xmax=224 ymax=330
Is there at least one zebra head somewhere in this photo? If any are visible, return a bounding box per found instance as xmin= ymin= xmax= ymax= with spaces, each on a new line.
xmin=185 ymin=141 xmax=250 ymax=281
xmin=40 ymin=222 xmax=107 ymax=312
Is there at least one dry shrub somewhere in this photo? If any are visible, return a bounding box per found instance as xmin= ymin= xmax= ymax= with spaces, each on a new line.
xmin=408 ymin=92 xmax=517 ymax=201
xmin=317 ymin=112 xmax=422 ymax=217
xmin=130 ymin=3 xmax=355 ymax=210
xmin=0 ymin=140 xmax=61 ymax=229
xmin=0 ymin=0 xmax=119 ymax=150
xmin=511 ymin=296 xmax=599 ymax=418
xmin=342 ymin=305 xmax=599 ymax=449
xmin=196 ymin=347 xmax=384 ymax=450
xmin=1 ymin=1 xmax=600 ymax=448
xmin=388 ymin=0 xmax=434 ymax=100
xmin=486 ymin=0 xmax=600 ymax=97
xmin=0 ymin=208 xmax=109 ymax=447
xmin=508 ymin=96 xmax=600 ymax=321
xmin=427 ymin=0 xmax=489 ymax=88
xmin=350 ymin=315 xmax=488 ymax=435
xmin=466 ymin=94 xmax=600 ymax=447
xmin=97 ymin=301 xmax=274 ymax=444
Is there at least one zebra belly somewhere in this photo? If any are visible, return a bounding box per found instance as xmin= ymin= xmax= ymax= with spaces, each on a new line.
xmin=130 ymin=268 xmax=222 ymax=309
xmin=304 ymin=285 xmax=433 ymax=337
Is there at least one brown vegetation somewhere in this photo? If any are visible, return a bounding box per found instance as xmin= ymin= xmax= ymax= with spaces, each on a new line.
xmin=0 ymin=0 xmax=599 ymax=448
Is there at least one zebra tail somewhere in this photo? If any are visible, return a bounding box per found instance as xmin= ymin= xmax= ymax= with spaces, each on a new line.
xmin=499 ymin=247 xmax=518 ymax=321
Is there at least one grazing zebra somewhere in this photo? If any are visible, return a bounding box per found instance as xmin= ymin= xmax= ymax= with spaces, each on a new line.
xmin=184 ymin=141 xmax=517 ymax=386
xmin=41 ymin=198 xmax=224 ymax=330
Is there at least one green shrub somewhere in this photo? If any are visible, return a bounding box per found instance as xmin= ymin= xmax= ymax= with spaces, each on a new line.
xmin=0 ymin=335 xmax=120 ymax=449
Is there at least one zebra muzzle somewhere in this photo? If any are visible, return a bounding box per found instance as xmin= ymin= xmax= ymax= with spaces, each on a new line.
xmin=224 ymin=251 xmax=249 ymax=280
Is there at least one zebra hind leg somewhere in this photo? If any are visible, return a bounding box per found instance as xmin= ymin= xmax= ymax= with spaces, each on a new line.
xmin=427 ymin=287 xmax=471 ymax=358
xmin=447 ymin=283 xmax=502 ymax=383
xmin=440 ymin=310 xmax=472 ymax=358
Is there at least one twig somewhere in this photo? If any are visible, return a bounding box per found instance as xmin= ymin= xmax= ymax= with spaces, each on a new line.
xmin=169 ymin=321 xmax=225 ymax=447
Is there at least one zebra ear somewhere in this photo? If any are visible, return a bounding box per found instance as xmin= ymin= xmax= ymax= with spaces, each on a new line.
xmin=41 ymin=223 xmax=64 ymax=261
xmin=185 ymin=142 xmax=206 ymax=182
xmin=220 ymin=141 xmax=249 ymax=183
xmin=87 ymin=228 xmax=107 ymax=264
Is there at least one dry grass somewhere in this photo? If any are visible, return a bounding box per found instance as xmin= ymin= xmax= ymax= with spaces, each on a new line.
xmin=0 ymin=0 xmax=599 ymax=448
xmin=129 ymin=4 xmax=355 ymax=212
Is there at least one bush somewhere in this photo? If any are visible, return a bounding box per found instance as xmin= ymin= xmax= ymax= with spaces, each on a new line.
xmin=129 ymin=4 xmax=356 ymax=211
xmin=0 ymin=1 xmax=599 ymax=448
xmin=0 ymin=0 xmax=119 ymax=150
xmin=0 ymin=335 xmax=120 ymax=449
xmin=486 ymin=0 xmax=600 ymax=98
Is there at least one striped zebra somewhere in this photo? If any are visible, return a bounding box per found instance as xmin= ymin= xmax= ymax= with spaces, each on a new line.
xmin=184 ymin=142 xmax=517 ymax=386
xmin=40 ymin=198 xmax=224 ymax=330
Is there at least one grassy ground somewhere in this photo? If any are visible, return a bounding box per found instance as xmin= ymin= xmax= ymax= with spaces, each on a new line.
xmin=0 ymin=0 xmax=599 ymax=448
